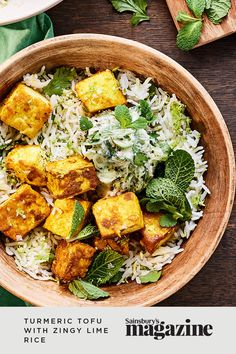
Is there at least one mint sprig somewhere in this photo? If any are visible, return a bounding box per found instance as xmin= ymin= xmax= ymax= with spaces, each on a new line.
xmin=176 ymin=0 xmax=231 ymax=51
xmin=205 ymin=0 xmax=231 ymax=24
xmin=186 ymin=0 xmax=205 ymax=18
xmin=69 ymin=280 xmax=109 ymax=300
xmin=110 ymin=0 xmax=149 ymax=26
xmin=85 ymin=249 xmax=124 ymax=286
xmin=177 ymin=18 xmax=203 ymax=52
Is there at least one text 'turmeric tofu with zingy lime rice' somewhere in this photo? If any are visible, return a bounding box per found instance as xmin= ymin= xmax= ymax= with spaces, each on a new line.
xmin=92 ymin=192 xmax=144 ymax=238
xmin=0 ymin=83 xmax=52 ymax=138
xmin=46 ymin=155 xmax=99 ymax=199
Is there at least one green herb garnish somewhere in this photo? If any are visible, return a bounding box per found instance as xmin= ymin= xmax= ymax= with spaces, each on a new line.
xmin=68 ymin=201 xmax=85 ymax=239
xmin=159 ymin=214 xmax=177 ymax=228
xmin=80 ymin=116 xmax=93 ymax=131
xmin=69 ymin=279 xmax=109 ymax=300
xmin=140 ymin=270 xmax=162 ymax=284
xmin=43 ymin=67 xmax=77 ymax=96
xmin=164 ymin=150 xmax=195 ymax=192
xmin=177 ymin=20 xmax=203 ymax=52
xmin=70 ymin=224 xmax=99 ymax=242
xmin=110 ymin=0 xmax=149 ymax=26
xmin=139 ymin=100 xmax=155 ymax=122
xmin=186 ymin=0 xmax=205 ymax=18
xmin=134 ymin=152 xmax=148 ymax=166
xmin=145 ymin=177 xmax=192 ymax=222
xmin=114 ymin=104 xmax=148 ymax=130
xmin=176 ymin=0 xmax=231 ymax=51
xmin=85 ymin=249 xmax=124 ymax=286
xmin=205 ymin=0 xmax=231 ymax=24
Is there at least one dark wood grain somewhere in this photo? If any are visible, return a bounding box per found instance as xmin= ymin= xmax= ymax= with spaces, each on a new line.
xmin=43 ymin=0 xmax=235 ymax=307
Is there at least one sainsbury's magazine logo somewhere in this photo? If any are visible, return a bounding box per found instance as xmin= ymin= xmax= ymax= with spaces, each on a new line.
xmin=125 ymin=318 xmax=213 ymax=340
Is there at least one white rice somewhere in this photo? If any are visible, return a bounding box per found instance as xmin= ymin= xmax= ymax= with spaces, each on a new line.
xmin=0 ymin=67 xmax=209 ymax=283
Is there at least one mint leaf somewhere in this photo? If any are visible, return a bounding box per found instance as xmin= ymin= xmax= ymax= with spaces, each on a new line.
xmin=70 ymin=224 xmax=99 ymax=242
xmin=43 ymin=67 xmax=77 ymax=96
xmin=186 ymin=0 xmax=205 ymax=18
xmin=110 ymin=0 xmax=149 ymax=26
xmin=131 ymin=11 xmax=149 ymax=26
xmin=128 ymin=117 xmax=148 ymax=129
xmin=160 ymin=214 xmax=178 ymax=227
xmin=205 ymin=0 xmax=212 ymax=10
xmin=134 ymin=152 xmax=148 ymax=166
xmin=69 ymin=280 xmax=109 ymax=300
xmin=206 ymin=0 xmax=231 ymax=24
xmin=177 ymin=20 xmax=203 ymax=51
xmin=164 ymin=150 xmax=195 ymax=191
xmin=108 ymin=271 xmax=123 ymax=284
xmin=177 ymin=11 xmax=200 ymax=23
xmin=68 ymin=201 xmax=85 ymax=239
xmin=85 ymin=250 xmax=124 ymax=286
xmin=140 ymin=271 xmax=162 ymax=284
xmin=80 ymin=116 xmax=93 ymax=131
xmin=139 ymin=100 xmax=155 ymax=122
xmin=146 ymin=178 xmax=192 ymax=221
xmin=114 ymin=105 xmax=132 ymax=128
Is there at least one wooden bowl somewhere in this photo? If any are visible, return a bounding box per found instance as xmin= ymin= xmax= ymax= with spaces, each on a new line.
xmin=0 ymin=34 xmax=235 ymax=306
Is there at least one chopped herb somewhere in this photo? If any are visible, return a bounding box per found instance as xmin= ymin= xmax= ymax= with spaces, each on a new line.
xmin=110 ymin=0 xmax=149 ymax=26
xmin=140 ymin=270 xmax=162 ymax=284
xmin=134 ymin=152 xmax=148 ymax=166
xmin=69 ymin=279 xmax=109 ymax=300
xmin=139 ymin=100 xmax=155 ymax=122
xmin=80 ymin=116 xmax=93 ymax=131
xmin=43 ymin=67 xmax=77 ymax=96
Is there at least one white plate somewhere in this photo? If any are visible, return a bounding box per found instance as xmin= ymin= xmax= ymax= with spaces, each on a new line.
xmin=0 ymin=0 xmax=63 ymax=25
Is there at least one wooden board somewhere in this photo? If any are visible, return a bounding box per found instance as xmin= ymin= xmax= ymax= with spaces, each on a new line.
xmin=166 ymin=0 xmax=236 ymax=47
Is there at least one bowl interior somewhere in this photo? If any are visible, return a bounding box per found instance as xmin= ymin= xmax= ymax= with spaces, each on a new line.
xmin=0 ymin=34 xmax=234 ymax=306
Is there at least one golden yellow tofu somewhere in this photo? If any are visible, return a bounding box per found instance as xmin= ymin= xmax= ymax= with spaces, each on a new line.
xmin=44 ymin=198 xmax=92 ymax=239
xmin=140 ymin=212 xmax=177 ymax=254
xmin=92 ymin=192 xmax=144 ymax=238
xmin=0 ymin=83 xmax=52 ymax=138
xmin=94 ymin=236 xmax=130 ymax=255
xmin=52 ymin=240 xmax=96 ymax=282
xmin=75 ymin=70 xmax=126 ymax=113
xmin=5 ymin=145 xmax=47 ymax=187
xmin=46 ymin=155 xmax=98 ymax=199
xmin=0 ymin=184 xmax=50 ymax=240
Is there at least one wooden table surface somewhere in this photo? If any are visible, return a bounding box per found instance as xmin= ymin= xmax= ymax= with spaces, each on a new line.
xmin=47 ymin=0 xmax=236 ymax=306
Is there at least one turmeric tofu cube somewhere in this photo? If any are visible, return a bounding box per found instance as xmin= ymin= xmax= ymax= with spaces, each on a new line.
xmin=44 ymin=198 xmax=92 ymax=239
xmin=5 ymin=145 xmax=47 ymax=187
xmin=52 ymin=240 xmax=96 ymax=282
xmin=140 ymin=212 xmax=177 ymax=254
xmin=0 ymin=83 xmax=52 ymax=138
xmin=94 ymin=236 xmax=129 ymax=255
xmin=0 ymin=184 xmax=50 ymax=240
xmin=75 ymin=70 xmax=126 ymax=113
xmin=92 ymin=192 xmax=144 ymax=238
xmin=46 ymin=155 xmax=98 ymax=199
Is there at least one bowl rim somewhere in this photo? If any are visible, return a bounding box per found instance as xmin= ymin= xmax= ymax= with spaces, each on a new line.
xmin=0 ymin=34 xmax=235 ymax=306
